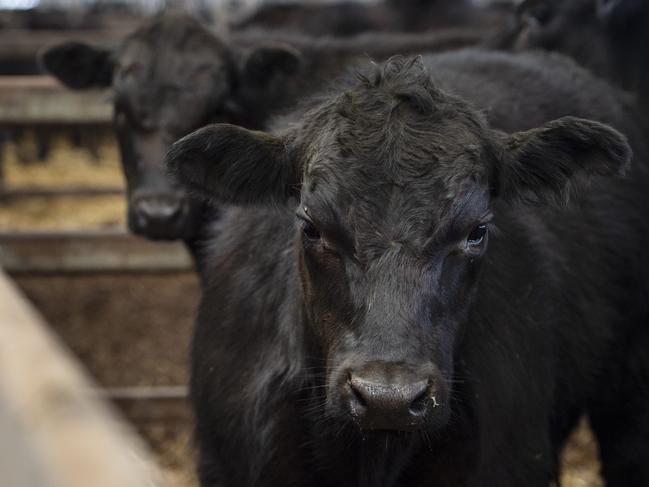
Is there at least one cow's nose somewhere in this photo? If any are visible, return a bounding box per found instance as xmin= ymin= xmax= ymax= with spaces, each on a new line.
xmin=135 ymin=194 xmax=183 ymax=220
xmin=347 ymin=373 xmax=432 ymax=431
xmin=130 ymin=192 xmax=189 ymax=239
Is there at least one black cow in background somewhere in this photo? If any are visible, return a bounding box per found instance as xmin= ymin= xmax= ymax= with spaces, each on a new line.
xmin=493 ymin=0 xmax=649 ymax=118
xmin=167 ymin=52 xmax=649 ymax=487
xmin=235 ymin=0 xmax=511 ymax=37
xmin=40 ymin=12 xmax=484 ymax=250
xmin=388 ymin=0 xmax=514 ymax=32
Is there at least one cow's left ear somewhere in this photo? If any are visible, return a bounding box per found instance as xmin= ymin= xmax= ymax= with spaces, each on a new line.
xmin=240 ymin=42 xmax=303 ymax=87
xmin=493 ymin=116 xmax=631 ymax=206
xmin=166 ymin=124 xmax=302 ymax=205
xmin=40 ymin=42 xmax=114 ymax=89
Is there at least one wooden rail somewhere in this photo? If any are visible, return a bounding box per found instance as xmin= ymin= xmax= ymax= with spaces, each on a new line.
xmin=0 ymin=29 xmax=127 ymax=59
xmin=100 ymin=386 xmax=191 ymax=423
xmin=0 ymin=76 xmax=112 ymax=125
xmin=0 ymin=186 xmax=125 ymax=200
xmin=0 ymin=231 xmax=194 ymax=274
xmin=0 ymin=268 xmax=167 ymax=487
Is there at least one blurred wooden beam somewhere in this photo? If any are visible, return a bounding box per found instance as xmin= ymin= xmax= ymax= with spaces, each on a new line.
xmin=0 ymin=76 xmax=112 ymax=125
xmin=0 ymin=186 xmax=125 ymax=200
xmin=0 ymin=29 xmax=126 ymax=59
xmin=0 ymin=268 xmax=167 ymax=487
xmin=0 ymin=231 xmax=193 ymax=274
xmin=100 ymin=386 xmax=191 ymax=423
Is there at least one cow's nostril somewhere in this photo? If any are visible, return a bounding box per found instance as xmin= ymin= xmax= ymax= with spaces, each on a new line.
xmin=408 ymin=385 xmax=429 ymax=416
xmin=133 ymin=194 xmax=185 ymax=222
xmin=348 ymin=379 xmax=368 ymax=415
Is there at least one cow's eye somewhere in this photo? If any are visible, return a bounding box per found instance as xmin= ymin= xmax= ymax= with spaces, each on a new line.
xmin=467 ymin=224 xmax=487 ymax=247
xmin=302 ymin=220 xmax=321 ymax=242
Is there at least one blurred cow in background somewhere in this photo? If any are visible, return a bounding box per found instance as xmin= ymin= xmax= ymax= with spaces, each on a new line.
xmin=236 ymin=0 xmax=512 ymax=36
xmin=493 ymin=0 xmax=649 ymax=118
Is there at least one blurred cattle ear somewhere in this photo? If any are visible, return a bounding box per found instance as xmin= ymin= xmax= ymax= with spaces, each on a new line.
xmin=166 ymin=124 xmax=302 ymax=205
xmin=597 ymin=0 xmax=645 ymax=25
xmin=241 ymin=42 xmax=303 ymax=87
xmin=492 ymin=116 xmax=631 ymax=206
xmin=40 ymin=42 xmax=114 ymax=89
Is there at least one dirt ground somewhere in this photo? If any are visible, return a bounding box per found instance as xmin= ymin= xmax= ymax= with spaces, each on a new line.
xmin=3 ymin=137 xmax=605 ymax=486
xmin=138 ymin=420 xmax=198 ymax=487
xmin=15 ymin=273 xmax=198 ymax=387
xmin=561 ymin=419 xmax=603 ymax=487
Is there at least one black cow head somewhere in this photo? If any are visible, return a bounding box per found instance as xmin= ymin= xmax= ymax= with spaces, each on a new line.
xmin=167 ymin=57 xmax=629 ymax=433
xmin=41 ymin=12 xmax=302 ymax=240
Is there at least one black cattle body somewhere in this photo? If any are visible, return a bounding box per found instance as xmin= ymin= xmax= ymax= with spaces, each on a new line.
xmin=39 ymin=12 xmax=483 ymax=252
xmin=166 ymin=51 xmax=649 ymax=487
xmin=234 ymin=0 xmax=511 ymax=37
xmin=491 ymin=0 xmax=649 ymax=122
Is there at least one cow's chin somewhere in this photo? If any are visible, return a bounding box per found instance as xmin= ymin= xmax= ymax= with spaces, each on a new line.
xmin=355 ymin=429 xmax=421 ymax=450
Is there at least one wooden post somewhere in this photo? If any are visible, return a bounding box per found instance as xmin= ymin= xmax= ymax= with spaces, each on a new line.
xmin=0 ymin=269 xmax=168 ymax=487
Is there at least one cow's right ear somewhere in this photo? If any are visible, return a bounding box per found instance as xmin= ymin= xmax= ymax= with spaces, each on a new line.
xmin=40 ymin=42 xmax=114 ymax=89
xmin=166 ymin=124 xmax=302 ymax=205
xmin=240 ymin=42 xmax=303 ymax=88
xmin=492 ymin=116 xmax=631 ymax=206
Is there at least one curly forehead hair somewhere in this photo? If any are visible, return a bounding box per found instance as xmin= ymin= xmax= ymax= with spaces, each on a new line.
xmin=342 ymin=55 xmax=441 ymax=117
xmin=339 ymin=55 xmax=487 ymax=130
xmin=123 ymin=11 xmax=227 ymax=52
xmin=299 ymin=56 xmax=490 ymax=184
